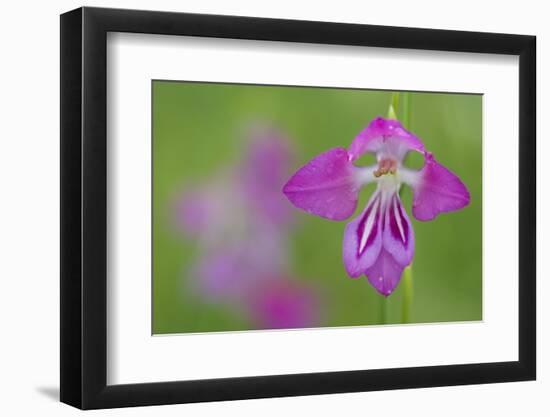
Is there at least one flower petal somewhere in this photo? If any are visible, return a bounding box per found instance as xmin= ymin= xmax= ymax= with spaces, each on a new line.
xmin=364 ymin=248 xmax=406 ymax=297
xmin=342 ymin=192 xmax=383 ymax=277
xmin=348 ymin=117 xmax=425 ymax=162
xmin=411 ymin=152 xmax=470 ymax=221
xmin=383 ymin=193 xmax=415 ymax=266
xmin=283 ymin=147 xmax=360 ymax=220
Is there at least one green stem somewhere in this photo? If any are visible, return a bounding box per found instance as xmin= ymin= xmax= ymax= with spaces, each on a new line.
xmin=387 ymin=91 xmax=415 ymax=323
xmin=380 ymin=296 xmax=388 ymax=324
xmin=402 ymin=92 xmax=411 ymax=129
xmin=401 ymin=265 xmax=413 ymax=323
xmin=386 ymin=91 xmax=414 ymax=324
xmin=401 ymin=92 xmax=413 ymax=323
xmin=387 ymin=92 xmax=399 ymax=120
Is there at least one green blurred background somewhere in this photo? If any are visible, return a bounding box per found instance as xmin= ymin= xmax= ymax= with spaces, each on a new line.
xmin=152 ymin=80 xmax=482 ymax=334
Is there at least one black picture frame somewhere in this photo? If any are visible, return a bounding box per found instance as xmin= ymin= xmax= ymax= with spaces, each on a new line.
xmin=60 ymin=6 xmax=536 ymax=410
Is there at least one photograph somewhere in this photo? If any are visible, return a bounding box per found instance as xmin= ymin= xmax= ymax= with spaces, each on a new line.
xmin=152 ymin=81 xmax=482 ymax=335
xmin=0 ymin=0 xmax=542 ymax=414
xmin=53 ymin=4 xmax=537 ymax=412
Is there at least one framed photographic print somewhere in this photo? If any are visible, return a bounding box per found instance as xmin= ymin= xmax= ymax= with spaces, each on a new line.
xmin=60 ymin=6 xmax=536 ymax=409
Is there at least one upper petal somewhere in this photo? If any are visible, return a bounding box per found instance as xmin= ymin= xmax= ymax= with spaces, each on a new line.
xmin=348 ymin=117 xmax=425 ymax=162
xmin=283 ymin=147 xmax=360 ymax=221
xmin=411 ymin=152 xmax=470 ymax=221
xmin=342 ymin=192 xmax=383 ymax=277
xmin=383 ymin=193 xmax=415 ymax=266
xmin=364 ymin=248 xmax=406 ymax=297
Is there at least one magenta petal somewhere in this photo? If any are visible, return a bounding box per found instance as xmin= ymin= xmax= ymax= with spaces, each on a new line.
xmin=412 ymin=152 xmax=471 ymax=221
xmin=383 ymin=193 xmax=415 ymax=266
xmin=342 ymin=192 xmax=383 ymax=277
xmin=283 ymin=147 xmax=359 ymax=221
xmin=364 ymin=248 xmax=406 ymax=297
xmin=348 ymin=117 xmax=425 ymax=162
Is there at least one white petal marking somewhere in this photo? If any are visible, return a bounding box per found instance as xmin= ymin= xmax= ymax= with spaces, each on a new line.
xmin=359 ymin=196 xmax=380 ymax=254
xmin=393 ymin=195 xmax=406 ymax=243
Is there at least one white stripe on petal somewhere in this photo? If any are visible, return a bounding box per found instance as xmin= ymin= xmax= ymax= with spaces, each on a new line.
xmin=359 ymin=195 xmax=380 ymax=254
xmin=393 ymin=195 xmax=406 ymax=243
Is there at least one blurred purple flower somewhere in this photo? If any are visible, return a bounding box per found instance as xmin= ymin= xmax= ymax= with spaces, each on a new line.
xmin=175 ymin=188 xmax=218 ymax=237
xmin=239 ymin=128 xmax=295 ymax=227
xmin=176 ymin=128 xmax=294 ymax=239
xmin=247 ymin=279 xmax=320 ymax=329
xmin=190 ymin=222 xmax=288 ymax=302
xmin=176 ymin=126 xmax=312 ymax=315
xmin=283 ymin=116 xmax=470 ymax=297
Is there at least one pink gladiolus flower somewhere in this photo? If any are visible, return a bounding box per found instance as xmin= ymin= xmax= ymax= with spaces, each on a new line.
xmin=283 ymin=117 xmax=470 ymax=296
